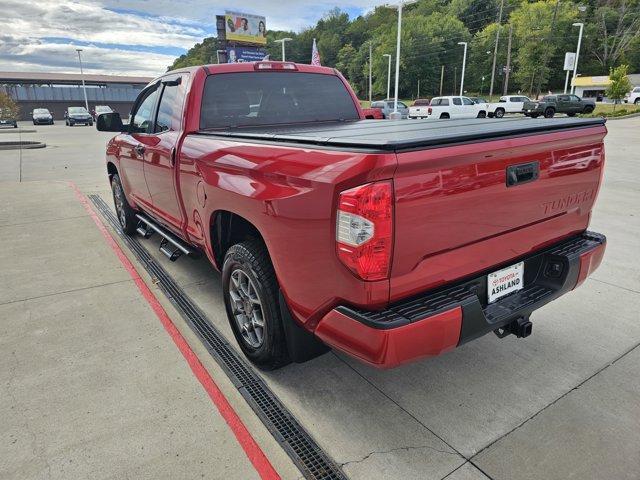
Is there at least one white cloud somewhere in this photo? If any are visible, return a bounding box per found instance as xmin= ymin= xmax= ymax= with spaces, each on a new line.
xmin=0 ymin=0 xmax=380 ymax=75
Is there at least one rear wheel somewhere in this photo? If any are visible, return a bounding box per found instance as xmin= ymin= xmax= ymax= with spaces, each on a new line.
xmin=222 ymin=240 xmax=290 ymax=370
xmin=531 ymin=113 xmax=540 ymax=119
xmin=440 ymin=113 xmax=450 ymax=119
xmin=111 ymin=174 xmax=137 ymax=235
xmin=544 ymin=107 xmax=555 ymax=118
xmin=495 ymin=108 xmax=505 ymax=118
xmin=477 ymin=111 xmax=487 ymax=118
xmin=583 ymin=105 xmax=594 ymax=114
xmin=635 ymin=98 xmax=640 ymax=105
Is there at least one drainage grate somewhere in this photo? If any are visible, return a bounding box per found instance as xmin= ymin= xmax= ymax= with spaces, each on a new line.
xmin=89 ymin=195 xmax=346 ymax=480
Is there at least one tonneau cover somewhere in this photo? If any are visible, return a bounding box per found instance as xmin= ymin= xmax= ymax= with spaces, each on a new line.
xmin=198 ymin=117 xmax=606 ymax=151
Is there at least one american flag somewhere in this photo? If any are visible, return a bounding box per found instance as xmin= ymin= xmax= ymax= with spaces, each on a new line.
xmin=311 ymin=38 xmax=321 ymax=66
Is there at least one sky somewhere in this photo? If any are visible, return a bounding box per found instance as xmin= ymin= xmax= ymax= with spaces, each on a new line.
xmin=0 ymin=0 xmax=378 ymax=77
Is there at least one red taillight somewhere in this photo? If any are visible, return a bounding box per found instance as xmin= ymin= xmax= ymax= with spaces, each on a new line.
xmin=428 ymin=107 xmax=432 ymax=115
xmin=336 ymin=181 xmax=393 ymax=281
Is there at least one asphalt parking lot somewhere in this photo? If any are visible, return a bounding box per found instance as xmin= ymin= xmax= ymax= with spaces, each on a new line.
xmin=1 ymin=118 xmax=639 ymax=480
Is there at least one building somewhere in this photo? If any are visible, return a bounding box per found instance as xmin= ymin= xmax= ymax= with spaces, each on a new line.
xmin=572 ymin=73 xmax=640 ymax=100
xmin=0 ymin=71 xmax=154 ymax=120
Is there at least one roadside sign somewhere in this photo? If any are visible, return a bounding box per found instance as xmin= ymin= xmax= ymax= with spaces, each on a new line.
xmin=564 ymin=52 xmax=576 ymax=71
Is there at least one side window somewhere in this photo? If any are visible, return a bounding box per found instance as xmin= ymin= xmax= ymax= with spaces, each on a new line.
xmin=431 ymin=99 xmax=440 ymax=106
xmin=155 ymin=75 xmax=189 ymax=133
xmin=453 ymin=97 xmax=462 ymax=106
xmin=558 ymin=95 xmax=569 ymax=102
xmin=440 ymin=99 xmax=450 ymax=106
xmin=398 ymin=102 xmax=408 ymax=108
xmin=131 ymin=87 xmax=160 ymax=134
xmin=462 ymin=97 xmax=474 ymax=105
xmin=570 ymin=95 xmax=581 ymax=102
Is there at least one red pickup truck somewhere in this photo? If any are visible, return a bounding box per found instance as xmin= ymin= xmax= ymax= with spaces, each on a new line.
xmin=97 ymin=62 xmax=607 ymax=370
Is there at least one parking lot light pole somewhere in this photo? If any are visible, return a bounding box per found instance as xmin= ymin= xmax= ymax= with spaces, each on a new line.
xmin=387 ymin=0 xmax=417 ymax=119
xmin=274 ymin=38 xmax=292 ymax=61
xmin=458 ymin=42 xmax=468 ymax=96
xmin=76 ymin=49 xmax=89 ymax=112
xmin=570 ymin=23 xmax=584 ymax=95
xmin=383 ymin=53 xmax=392 ymax=99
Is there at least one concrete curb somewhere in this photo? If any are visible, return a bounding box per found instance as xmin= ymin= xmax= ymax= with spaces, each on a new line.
xmin=0 ymin=141 xmax=46 ymax=150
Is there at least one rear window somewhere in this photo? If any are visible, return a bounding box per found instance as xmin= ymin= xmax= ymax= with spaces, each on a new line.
xmin=413 ymin=99 xmax=429 ymax=106
xmin=200 ymin=72 xmax=359 ymax=129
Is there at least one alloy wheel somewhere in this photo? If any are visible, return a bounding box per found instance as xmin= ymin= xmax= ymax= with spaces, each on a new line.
xmin=228 ymin=269 xmax=265 ymax=348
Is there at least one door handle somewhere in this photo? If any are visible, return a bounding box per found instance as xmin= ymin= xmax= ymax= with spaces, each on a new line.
xmin=506 ymin=161 xmax=539 ymax=187
xmin=134 ymin=144 xmax=145 ymax=156
xmin=169 ymin=147 xmax=176 ymax=167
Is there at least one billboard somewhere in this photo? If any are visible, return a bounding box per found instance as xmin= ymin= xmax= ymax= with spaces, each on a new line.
xmin=225 ymin=11 xmax=267 ymax=45
xmin=226 ymin=46 xmax=268 ymax=63
xmin=564 ymin=52 xmax=576 ymax=71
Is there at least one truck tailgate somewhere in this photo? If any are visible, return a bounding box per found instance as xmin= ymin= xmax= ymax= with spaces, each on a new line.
xmin=390 ymin=124 xmax=606 ymax=301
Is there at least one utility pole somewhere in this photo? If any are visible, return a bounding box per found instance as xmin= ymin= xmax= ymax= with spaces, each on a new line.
xmin=383 ymin=53 xmax=392 ymax=99
xmin=458 ymin=42 xmax=468 ymax=95
xmin=489 ymin=0 xmax=505 ymax=98
xmin=503 ymin=24 xmax=513 ymax=96
xmin=274 ymin=37 xmax=292 ymax=61
xmin=417 ymin=79 xmax=420 ymax=98
xmin=76 ymin=49 xmax=89 ymax=112
xmin=571 ymin=22 xmax=584 ymax=95
xmin=389 ymin=1 xmax=417 ymax=118
xmin=369 ymin=42 xmax=373 ymax=103
xmin=439 ymin=65 xmax=444 ymax=96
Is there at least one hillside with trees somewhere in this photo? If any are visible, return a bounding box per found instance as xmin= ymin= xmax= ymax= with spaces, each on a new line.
xmin=169 ymin=0 xmax=640 ymax=99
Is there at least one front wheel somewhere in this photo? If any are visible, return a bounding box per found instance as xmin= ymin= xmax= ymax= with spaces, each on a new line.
xmin=111 ymin=174 xmax=137 ymax=235
xmin=544 ymin=108 xmax=555 ymax=118
xmin=494 ymin=108 xmax=505 ymax=118
xmin=222 ymin=240 xmax=290 ymax=370
xmin=477 ymin=111 xmax=487 ymax=118
xmin=634 ymin=99 xmax=640 ymax=105
xmin=531 ymin=113 xmax=540 ymax=119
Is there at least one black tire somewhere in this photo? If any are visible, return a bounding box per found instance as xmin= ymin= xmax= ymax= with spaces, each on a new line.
xmin=89 ymin=121 xmax=93 ymax=127
xmin=583 ymin=105 xmax=594 ymax=114
xmin=477 ymin=111 xmax=487 ymax=118
xmin=567 ymin=112 xmax=576 ymax=117
xmin=222 ymin=240 xmax=290 ymax=370
xmin=111 ymin=174 xmax=137 ymax=235
xmin=495 ymin=108 xmax=505 ymax=118
xmin=440 ymin=113 xmax=450 ymax=119
xmin=488 ymin=112 xmax=495 ymax=118
xmin=544 ymin=107 xmax=555 ymax=118
xmin=531 ymin=113 xmax=540 ymax=119
xmin=635 ymin=99 xmax=640 ymax=105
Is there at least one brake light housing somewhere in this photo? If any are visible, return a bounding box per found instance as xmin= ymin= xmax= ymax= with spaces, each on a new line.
xmin=336 ymin=181 xmax=393 ymax=281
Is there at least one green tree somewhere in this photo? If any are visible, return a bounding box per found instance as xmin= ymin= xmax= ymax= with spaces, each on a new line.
xmin=606 ymin=64 xmax=632 ymax=107
xmin=0 ymin=92 xmax=19 ymax=119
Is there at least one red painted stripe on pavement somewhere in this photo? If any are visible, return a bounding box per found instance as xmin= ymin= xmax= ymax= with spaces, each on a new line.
xmin=69 ymin=182 xmax=281 ymax=480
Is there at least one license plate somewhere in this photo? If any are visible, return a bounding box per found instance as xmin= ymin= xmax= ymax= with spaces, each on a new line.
xmin=488 ymin=262 xmax=524 ymax=303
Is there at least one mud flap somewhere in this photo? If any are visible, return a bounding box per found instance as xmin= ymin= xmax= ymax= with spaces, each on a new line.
xmin=279 ymin=291 xmax=330 ymax=363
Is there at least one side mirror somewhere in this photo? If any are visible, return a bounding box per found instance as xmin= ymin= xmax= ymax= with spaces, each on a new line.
xmin=97 ymin=112 xmax=124 ymax=132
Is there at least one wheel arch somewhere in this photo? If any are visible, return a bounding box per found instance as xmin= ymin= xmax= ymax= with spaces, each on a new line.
xmin=210 ymin=210 xmax=267 ymax=270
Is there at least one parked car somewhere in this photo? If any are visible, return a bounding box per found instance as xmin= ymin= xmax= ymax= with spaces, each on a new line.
xmin=362 ymin=107 xmax=384 ymax=119
xmin=0 ymin=108 xmax=18 ymax=128
xmin=32 ymin=108 xmax=54 ymax=125
xmin=623 ymin=87 xmax=640 ymax=104
xmin=65 ymin=106 xmax=93 ymax=126
xmin=424 ymin=96 xmax=489 ymax=119
xmin=370 ymin=100 xmax=409 ymax=119
xmin=92 ymin=105 xmax=114 ymax=120
xmin=408 ymin=98 xmax=431 ymax=119
xmin=523 ymin=94 xmax=595 ymax=118
xmin=97 ymin=61 xmax=607 ymax=370
xmin=488 ymin=95 xmax=531 ymax=118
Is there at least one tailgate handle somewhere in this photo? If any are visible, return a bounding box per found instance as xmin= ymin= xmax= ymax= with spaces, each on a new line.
xmin=506 ymin=161 xmax=539 ymax=187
